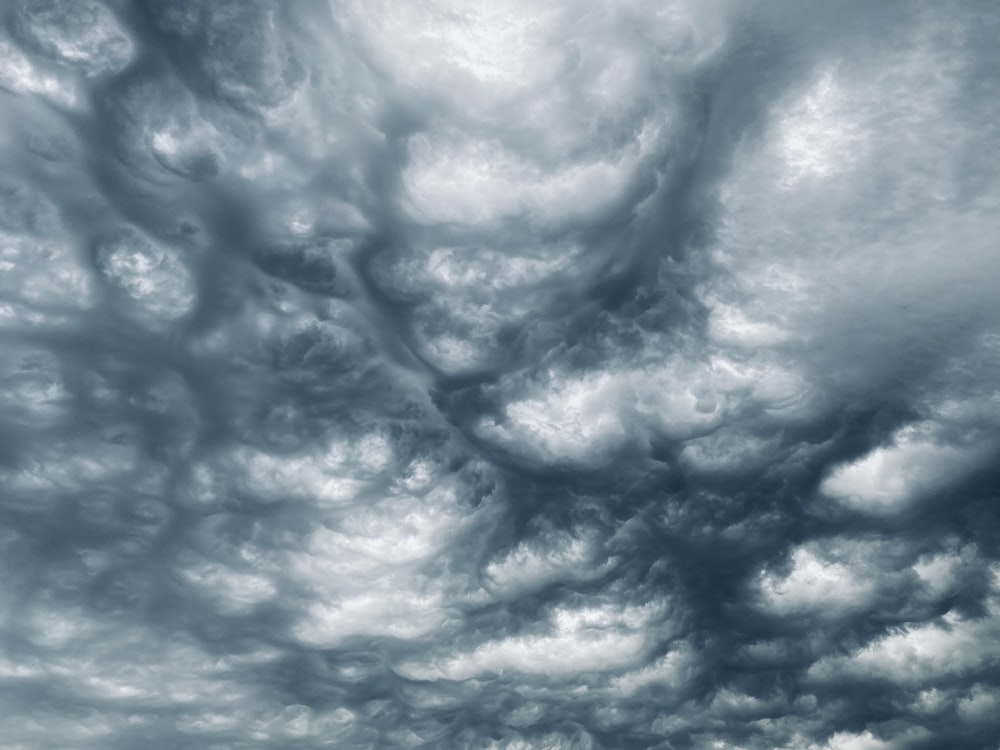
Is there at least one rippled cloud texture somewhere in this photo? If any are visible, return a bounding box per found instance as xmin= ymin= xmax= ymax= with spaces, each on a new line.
xmin=1 ymin=1 xmax=999 ymax=748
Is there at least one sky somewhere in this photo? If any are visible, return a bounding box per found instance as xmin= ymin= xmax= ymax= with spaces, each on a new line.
xmin=1 ymin=1 xmax=999 ymax=748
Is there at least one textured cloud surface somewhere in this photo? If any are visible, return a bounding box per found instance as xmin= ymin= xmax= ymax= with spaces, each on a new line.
xmin=1 ymin=1 xmax=999 ymax=748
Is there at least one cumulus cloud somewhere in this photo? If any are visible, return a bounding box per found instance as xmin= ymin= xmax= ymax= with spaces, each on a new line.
xmin=1 ymin=0 xmax=998 ymax=748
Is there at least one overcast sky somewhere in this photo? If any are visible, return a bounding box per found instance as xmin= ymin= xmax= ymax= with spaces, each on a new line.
xmin=1 ymin=1 xmax=999 ymax=748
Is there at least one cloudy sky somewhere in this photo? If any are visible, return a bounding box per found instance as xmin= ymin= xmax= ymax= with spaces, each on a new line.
xmin=1 ymin=0 xmax=999 ymax=748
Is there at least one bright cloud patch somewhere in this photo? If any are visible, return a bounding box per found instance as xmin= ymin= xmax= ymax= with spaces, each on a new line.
xmin=821 ymin=423 xmax=990 ymax=513
xmin=96 ymin=227 xmax=196 ymax=320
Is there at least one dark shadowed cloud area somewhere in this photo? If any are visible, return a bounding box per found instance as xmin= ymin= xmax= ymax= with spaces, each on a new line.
xmin=2 ymin=0 xmax=1000 ymax=748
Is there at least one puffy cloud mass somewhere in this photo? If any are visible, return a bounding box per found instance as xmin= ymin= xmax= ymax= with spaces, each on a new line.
xmin=1 ymin=0 xmax=999 ymax=748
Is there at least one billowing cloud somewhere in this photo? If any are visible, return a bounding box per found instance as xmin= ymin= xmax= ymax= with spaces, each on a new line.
xmin=1 ymin=0 xmax=998 ymax=748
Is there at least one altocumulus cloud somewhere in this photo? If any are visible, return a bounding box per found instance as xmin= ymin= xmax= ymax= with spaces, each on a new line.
xmin=0 ymin=0 xmax=999 ymax=748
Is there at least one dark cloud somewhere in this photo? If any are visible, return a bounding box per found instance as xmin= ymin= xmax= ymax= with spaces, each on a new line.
xmin=1 ymin=0 xmax=999 ymax=748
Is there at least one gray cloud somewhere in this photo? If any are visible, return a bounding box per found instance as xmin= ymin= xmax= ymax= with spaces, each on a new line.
xmin=1 ymin=0 xmax=999 ymax=748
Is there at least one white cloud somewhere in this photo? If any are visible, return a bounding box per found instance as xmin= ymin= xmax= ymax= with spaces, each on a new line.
xmin=96 ymin=227 xmax=196 ymax=321
xmin=0 ymin=40 xmax=82 ymax=108
xmin=483 ymin=527 xmax=618 ymax=599
xmin=757 ymin=544 xmax=878 ymax=616
xmin=809 ymin=608 xmax=1000 ymax=685
xmin=10 ymin=0 xmax=133 ymax=77
xmin=398 ymin=600 xmax=668 ymax=680
xmin=609 ymin=640 xmax=696 ymax=696
xmin=820 ymin=423 xmax=989 ymax=513
xmin=403 ymin=126 xmax=659 ymax=226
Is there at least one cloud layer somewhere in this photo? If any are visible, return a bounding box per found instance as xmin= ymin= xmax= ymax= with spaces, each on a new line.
xmin=1 ymin=1 xmax=999 ymax=748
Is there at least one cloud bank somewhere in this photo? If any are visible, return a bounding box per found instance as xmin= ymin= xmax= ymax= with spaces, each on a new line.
xmin=1 ymin=0 xmax=999 ymax=747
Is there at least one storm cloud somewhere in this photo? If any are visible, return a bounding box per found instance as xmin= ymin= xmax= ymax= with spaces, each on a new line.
xmin=1 ymin=0 xmax=999 ymax=748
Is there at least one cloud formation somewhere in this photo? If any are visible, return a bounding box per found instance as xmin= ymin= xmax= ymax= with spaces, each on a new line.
xmin=1 ymin=0 xmax=999 ymax=747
